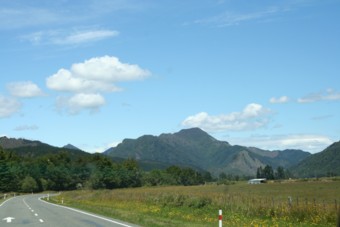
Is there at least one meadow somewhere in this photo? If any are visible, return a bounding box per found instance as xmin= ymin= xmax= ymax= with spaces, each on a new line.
xmin=50 ymin=178 xmax=340 ymax=227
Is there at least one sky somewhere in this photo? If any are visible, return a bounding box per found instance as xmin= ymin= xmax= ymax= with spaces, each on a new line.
xmin=0 ymin=0 xmax=339 ymax=154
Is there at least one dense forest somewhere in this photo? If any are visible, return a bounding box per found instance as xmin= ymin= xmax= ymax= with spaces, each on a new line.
xmin=0 ymin=147 xmax=213 ymax=193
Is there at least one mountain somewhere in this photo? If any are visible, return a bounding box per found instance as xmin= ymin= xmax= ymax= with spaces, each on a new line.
xmin=63 ymin=144 xmax=81 ymax=151
xmin=0 ymin=136 xmax=88 ymax=158
xmin=104 ymin=128 xmax=311 ymax=176
xmin=292 ymin=141 xmax=340 ymax=177
xmin=0 ymin=136 xmax=49 ymax=149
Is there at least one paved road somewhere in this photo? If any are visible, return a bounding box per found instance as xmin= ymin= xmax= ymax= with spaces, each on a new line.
xmin=0 ymin=194 xmax=139 ymax=227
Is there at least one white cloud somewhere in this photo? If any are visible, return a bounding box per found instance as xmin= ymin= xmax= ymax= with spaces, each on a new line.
xmin=195 ymin=7 xmax=280 ymax=27
xmin=56 ymin=30 xmax=119 ymax=45
xmin=47 ymin=56 xmax=150 ymax=114
xmin=46 ymin=68 xmax=122 ymax=93
xmin=192 ymin=0 xmax=320 ymax=28
xmin=269 ymin=96 xmax=289 ymax=104
xmin=68 ymin=93 xmax=105 ymax=108
xmin=0 ymin=7 xmax=60 ymax=30
xmin=23 ymin=29 xmax=119 ymax=45
xmin=0 ymin=95 xmax=21 ymax=118
xmin=71 ymin=56 xmax=150 ymax=82
xmin=7 ymin=81 xmax=44 ymax=98
xmin=182 ymin=103 xmax=271 ymax=132
xmin=298 ymin=89 xmax=340 ymax=103
xmin=91 ymin=141 xmax=122 ymax=153
xmin=14 ymin=124 xmax=39 ymax=131
xmin=1 ymin=0 xmax=143 ymax=30
xmin=227 ymin=134 xmax=333 ymax=153
xmin=46 ymin=56 xmax=150 ymax=93
xmin=56 ymin=93 xmax=105 ymax=114
xmin=76 ymin=140 xmax=122 ymax=153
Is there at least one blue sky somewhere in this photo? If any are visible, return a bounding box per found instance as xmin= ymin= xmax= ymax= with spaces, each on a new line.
xmin=0 ymin=0 xmax=339 ymax=153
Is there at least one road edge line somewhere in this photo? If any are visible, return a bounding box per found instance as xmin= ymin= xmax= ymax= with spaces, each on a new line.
xmin=38 ymin=196 xmax=135 ymax=227
xmin=0 ymin=197 xmax=15 ymax=207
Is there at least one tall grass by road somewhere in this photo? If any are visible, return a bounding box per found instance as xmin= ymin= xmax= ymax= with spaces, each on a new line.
xmin=50 ymin=178 xmax=340 ymax=226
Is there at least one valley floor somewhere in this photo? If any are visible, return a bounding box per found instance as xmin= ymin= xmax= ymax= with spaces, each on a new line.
xmin=48 ymin=178 xmax=340 ymax=227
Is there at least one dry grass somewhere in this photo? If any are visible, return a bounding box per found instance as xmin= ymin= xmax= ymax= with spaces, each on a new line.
xmin=50 ymin=179 xmax=340 ymax=226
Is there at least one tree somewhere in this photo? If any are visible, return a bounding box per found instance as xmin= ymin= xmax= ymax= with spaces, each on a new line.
xmin=21 ymin=176 xmax=38 ymax=193
xmin=121 ymin=159 xmax=142 ymax=188
xmin=0 ymin=149 xmax=16 ymax=192
xmin=166 ymin=166 xmax=182 ymax=185
xmin=276 ymin=166 xmax=285 ymax=179
xmin=256 ymin=166 xmax=264 ymax=178
xmin=263 ymin=165 xmax=274 ymax=180
xmin=219 ymin=172 xmax=227 ymax=180
xmin=202 ymin=171 xmax=214 ymax=182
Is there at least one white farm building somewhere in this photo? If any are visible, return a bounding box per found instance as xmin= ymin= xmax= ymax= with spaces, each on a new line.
xmin=248 ymin=178 xmax=267 ymax=184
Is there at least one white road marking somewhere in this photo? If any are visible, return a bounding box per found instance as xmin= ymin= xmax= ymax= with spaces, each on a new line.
xmin=0 ymin=197 xmax=14 ymax=207
xmin=2 ymin=217 xmax=15 ymax=223
xmin=39 ymin=196 xmax=134 ymax=227
xmin=23 ymin=197 xmax=44 ymax=224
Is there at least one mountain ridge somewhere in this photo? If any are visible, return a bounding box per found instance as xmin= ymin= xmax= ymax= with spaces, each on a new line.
xmin=0 ymin=136 xmax=49 ymax=149
xmin=0 ymin=136 xmax=88 ymax=158
xmin=292 ymin=140 xmax=340 ymax=177
xmin=104 ymin=128 xmax=311 ymax=176
xmin=1 ymin=129 xmax=338 ymax=177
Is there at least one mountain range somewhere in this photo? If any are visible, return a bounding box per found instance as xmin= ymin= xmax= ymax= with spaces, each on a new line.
xmin=1 ymin=128 xmax=339 ymax=177
xmin=104 ymin=128 xmax=311 ymax=176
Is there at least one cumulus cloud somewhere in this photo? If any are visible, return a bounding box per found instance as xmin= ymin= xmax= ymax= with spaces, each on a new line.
xmin=227 ymin=134 xmax=333 ymax=153
xmin=0 ymin=95 xmax=21 ymax=118
xmin=56 ymin=93 xmax=106 ymax=114
xmin=47 ymin=56 xmax=150 ymax=114
xmin=46 ymin=68 xmax=122 ymax=93
xmin=269 ymin=96 xmax=289 ymax=104
xmin=298 ymin=89 xmax=340 ymax=103
xmin=71 ymin=56 xmax=150 ymax=82
xmin=7 ymin=81 xmax=44 ymax=98
xmin=182 ymin=103 xmax=271 ymax=132
xmin=46 ymin=56 xmax=150 ymax=93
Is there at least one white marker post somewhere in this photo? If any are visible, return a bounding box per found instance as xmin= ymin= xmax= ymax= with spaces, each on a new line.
xmin=219 ymin=209 xmax=222 ymax=227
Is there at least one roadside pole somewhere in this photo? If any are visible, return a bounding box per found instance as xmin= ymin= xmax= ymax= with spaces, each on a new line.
xmin=219 ymin=209 xmax=222 ymax=227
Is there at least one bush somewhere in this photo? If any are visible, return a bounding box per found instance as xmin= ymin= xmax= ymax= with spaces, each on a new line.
xmin=21 ymin=176 xmax=38 ymax=193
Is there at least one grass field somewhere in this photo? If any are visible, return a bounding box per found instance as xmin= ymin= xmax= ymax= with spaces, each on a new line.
xmin=50 ymin=178 xmax=340 ymax=226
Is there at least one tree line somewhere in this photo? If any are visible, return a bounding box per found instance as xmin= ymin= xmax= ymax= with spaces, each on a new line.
xmin=0 ymin=147 xmax=213 ymax=193
xmin=256 ymin=165 xmax=293 ymax=180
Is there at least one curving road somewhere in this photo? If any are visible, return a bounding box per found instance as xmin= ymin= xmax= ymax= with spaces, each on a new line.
xmin=0 ymin=194 xmax=140 ymax=227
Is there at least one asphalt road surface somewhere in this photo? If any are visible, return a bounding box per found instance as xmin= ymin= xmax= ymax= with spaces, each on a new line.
xmin=0 ymin=194 xmax=140 ymax=227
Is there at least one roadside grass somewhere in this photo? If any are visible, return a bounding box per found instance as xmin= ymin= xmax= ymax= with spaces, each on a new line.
xmin=49 ymin=179 xmax=340 ymax=227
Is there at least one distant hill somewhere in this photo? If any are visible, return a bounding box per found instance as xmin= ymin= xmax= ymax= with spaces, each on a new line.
xmin=63 ymin=144 xmax=81 ymax=151
xmin=0 ymin=136 xmax=88 ymax=158
xmin=0 ymin=136 xmax=48 ymax=149
xmin=292 ymin=140 xmax=340 ymax=177
xmin=104 ymin=128 xmax=311 ymax=176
